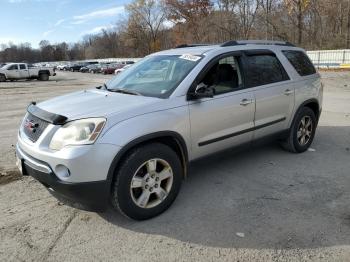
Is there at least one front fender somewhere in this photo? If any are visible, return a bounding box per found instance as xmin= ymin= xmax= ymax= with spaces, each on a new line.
xmin=98 ymin=105 xmax=191 ymax=151
xmin=0 ymin=71 xmax=7 ymax=78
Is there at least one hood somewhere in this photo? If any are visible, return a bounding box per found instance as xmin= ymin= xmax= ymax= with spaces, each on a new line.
xmin=37 ymin=89 xmax=159 ymax=120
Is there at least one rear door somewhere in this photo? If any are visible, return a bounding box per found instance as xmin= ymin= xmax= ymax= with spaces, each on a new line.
xmin=188 ymin=53 xmax=255 ymax=159
xmin=18 ymin=64 xmax=29 ymax=78
xmin=241 ymin=50 xmax=294 ymax=139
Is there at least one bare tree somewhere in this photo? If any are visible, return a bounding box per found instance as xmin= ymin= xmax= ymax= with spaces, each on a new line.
xmin=126 ymin=0 xmax=167 ymax=53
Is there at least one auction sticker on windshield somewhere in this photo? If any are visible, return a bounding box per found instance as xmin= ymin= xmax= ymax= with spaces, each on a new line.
xmin=179 ymin=54 xmax=201 ymax=62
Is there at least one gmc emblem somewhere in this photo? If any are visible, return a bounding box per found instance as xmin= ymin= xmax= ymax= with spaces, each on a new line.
xmin=24 ymin=119 xmax=39 ymax=133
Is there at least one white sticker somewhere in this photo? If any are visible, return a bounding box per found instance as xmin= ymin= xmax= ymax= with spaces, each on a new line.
xmin=179 ymin=54 xmax=201 ymax=62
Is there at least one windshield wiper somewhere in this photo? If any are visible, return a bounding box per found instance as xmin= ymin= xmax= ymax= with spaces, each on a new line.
xmin=107 ymin=88 xmax=141 ymax=96
xmin=96 ymin=83 xmax=108 ymax=90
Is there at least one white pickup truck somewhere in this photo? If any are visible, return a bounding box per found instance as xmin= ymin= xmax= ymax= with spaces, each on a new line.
xmin=0 ymin=63 xmax=56 ymax=82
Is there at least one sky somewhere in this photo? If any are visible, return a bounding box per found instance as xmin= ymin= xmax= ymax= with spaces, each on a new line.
xmin=0 ymin=0 xmax=132 ymax=48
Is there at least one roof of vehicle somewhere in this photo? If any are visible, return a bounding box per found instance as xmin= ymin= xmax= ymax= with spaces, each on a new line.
xmin=151 ymin=40 xmax=303 ymax=56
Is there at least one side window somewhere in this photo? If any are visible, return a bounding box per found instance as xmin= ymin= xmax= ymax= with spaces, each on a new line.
xmin=282 ymin=50 xmax=316 ymax=76
xmin=200 ymin=55 xmax=243 ymax=95
xmin=8 ymin=64 xmax=18 ymax=70
xmin=245 ymin=54 xmax=289 ymax=88
xmin=19 ymin=64 xmax=26 ymax=70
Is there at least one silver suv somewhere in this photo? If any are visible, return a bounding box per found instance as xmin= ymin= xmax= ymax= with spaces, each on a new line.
xmin=16 ymin=40 xmax=322 ymax=220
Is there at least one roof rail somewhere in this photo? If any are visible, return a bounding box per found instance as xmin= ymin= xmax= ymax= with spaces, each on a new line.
xmin=175 ymin=44 xmax=211 ymax=48
xmin=221 ymin=40 xmax=295 ymax=47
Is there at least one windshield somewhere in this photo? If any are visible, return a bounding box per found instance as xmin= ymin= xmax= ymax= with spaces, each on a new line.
xmin=105 ymin=54 xmax=202 ymax=98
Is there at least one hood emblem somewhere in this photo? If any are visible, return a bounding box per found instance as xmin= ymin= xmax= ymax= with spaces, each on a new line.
xmin=24 ymin=119 xmax=39 ymax=133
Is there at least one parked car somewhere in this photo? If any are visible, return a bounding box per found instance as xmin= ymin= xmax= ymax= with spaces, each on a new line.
xmin=68 ymin=64 xmax=86 ymax=72
xmin=0 ymin=63 xmax=55 ymax=81
xmin=122 ymin=61 xmax=135 ymax=65
xmin=57 ymin=64 xmax=67 ymax=71
xmin=89 ymin=64 xmax=105 ymax=74
xmin=16 ymin=40 xmax=322 ymax=220
xmin=79 ymin=64 xmax=97 ymax=73
xmin=101 ymin=63 xmax=124 ymax=74
xmin=115 ymin=64 xmax=132 ymax=75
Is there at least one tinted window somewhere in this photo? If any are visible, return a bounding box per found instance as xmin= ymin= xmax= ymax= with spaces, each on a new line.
xmin=8 ymin=64 xmax=18 ymax=70
xmin=19 ymin=64 xmax=26 ymax=69
xmin=245 ymin=55 xmax=289 ymax=87
xmin=282 ymin=50 xmax=316 ymax=76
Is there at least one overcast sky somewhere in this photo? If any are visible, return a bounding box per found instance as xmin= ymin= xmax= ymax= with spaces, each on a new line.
xmin=0 ymin=0 xmax=132 ymax=48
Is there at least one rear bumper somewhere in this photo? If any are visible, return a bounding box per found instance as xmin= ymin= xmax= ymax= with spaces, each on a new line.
xmin=16 ymin=145 xmax=110 ymax=211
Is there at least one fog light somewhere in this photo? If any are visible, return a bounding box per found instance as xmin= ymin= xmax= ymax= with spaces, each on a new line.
xmin=55 ymin=165 xmax=70 ymax=178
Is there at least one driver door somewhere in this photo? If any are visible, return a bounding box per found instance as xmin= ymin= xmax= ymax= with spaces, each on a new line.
xmin=188 ymin=53 xmax=255 ymax=160
xmin=6 ymin=64 xmax=19 ymax=78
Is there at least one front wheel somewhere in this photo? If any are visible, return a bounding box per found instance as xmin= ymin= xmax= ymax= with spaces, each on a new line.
xmin=281 ymin=107 xmax=317 ymax=153
xmin=111 ymin=143 xmax=182 ymax=220
xmin=0 ymin=74 xmax=6 ymax=82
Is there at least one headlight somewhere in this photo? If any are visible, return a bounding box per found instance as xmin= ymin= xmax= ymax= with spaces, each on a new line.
xmin=49 ymin=118 xmax=106 ymax=151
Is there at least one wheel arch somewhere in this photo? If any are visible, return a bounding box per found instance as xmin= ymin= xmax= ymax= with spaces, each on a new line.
xmin=38 ymin=70 xmax=50 ymax=75
xmin=297 ymin=98 xmax=320 ymax=122
xmin=106 ymin=131 xmax=189 ymax=184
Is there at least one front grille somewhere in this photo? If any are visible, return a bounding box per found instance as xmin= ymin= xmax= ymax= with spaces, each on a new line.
xmin=22 ymin=113 xmax=49 ymax=142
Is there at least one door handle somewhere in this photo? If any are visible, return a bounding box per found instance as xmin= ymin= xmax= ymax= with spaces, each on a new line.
xmin=284 ymin=89 xmax=293 ymax=95
xmin=240 ymin=99 xmax=253 ymax=106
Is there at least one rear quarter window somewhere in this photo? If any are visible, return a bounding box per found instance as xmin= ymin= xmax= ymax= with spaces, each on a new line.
xmin=282 ymin=50 xmax=316 ymax=76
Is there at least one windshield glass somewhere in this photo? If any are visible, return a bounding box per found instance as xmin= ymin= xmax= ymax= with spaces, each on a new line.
xmin=105 ymin=54 xmax=202 ymax=98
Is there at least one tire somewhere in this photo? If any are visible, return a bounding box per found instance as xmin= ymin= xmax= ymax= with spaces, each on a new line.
xmin=0 ymin=74 xmax=6 ymax=82
xmin=281 ymin=107 xmax=317 ymax=153
xmin=111 ymin=143 xmax=183 ymax=220
xmin=38 ymin=73 xmax=49 ymax=81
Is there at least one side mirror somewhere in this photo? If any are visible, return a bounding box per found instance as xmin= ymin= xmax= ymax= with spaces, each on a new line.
xmin=188 ymin=83 xmax=214 ymax=100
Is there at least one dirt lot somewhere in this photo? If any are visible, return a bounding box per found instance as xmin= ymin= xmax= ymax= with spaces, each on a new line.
xmin=0 ymin=71 xmax=350 ymax=261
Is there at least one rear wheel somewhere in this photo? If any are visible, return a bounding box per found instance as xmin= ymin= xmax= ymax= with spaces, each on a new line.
xmin=38 ymin=73 xmax=49 ymax=81
xmin=281 ymin=107 xmax=316 ymax=153
xmin=111 ymin=143 xmax=182 ymax=220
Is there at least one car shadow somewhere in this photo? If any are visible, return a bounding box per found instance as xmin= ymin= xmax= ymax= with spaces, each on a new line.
xmin=99 ymin=126 xmax=350 ymax=249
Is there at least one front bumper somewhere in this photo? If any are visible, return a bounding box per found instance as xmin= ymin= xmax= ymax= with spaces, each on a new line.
xmin=16 ymin=144 xmax=110 ymax=211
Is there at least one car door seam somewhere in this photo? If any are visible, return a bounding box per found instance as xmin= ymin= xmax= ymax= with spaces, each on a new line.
xmin=198 ymin=117 xmax=286 ymax=146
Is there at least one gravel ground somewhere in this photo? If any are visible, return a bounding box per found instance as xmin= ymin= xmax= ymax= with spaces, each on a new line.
xmin=0 ymin=71 xmax=350 ymax=261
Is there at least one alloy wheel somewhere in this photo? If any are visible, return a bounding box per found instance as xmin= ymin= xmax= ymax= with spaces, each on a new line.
xmin=130 ymin=158 xmax=173 ymax=209
xmin=297 ymin=116 xmax=313 ymax=146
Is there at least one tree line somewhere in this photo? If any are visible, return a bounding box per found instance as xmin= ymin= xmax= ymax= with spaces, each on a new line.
xmin=1 ymin=0 xmax=350 ymax=63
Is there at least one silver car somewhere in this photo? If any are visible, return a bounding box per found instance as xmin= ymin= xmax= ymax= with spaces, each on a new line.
xmin=16 ymin=40 xmax=322 ymax=220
